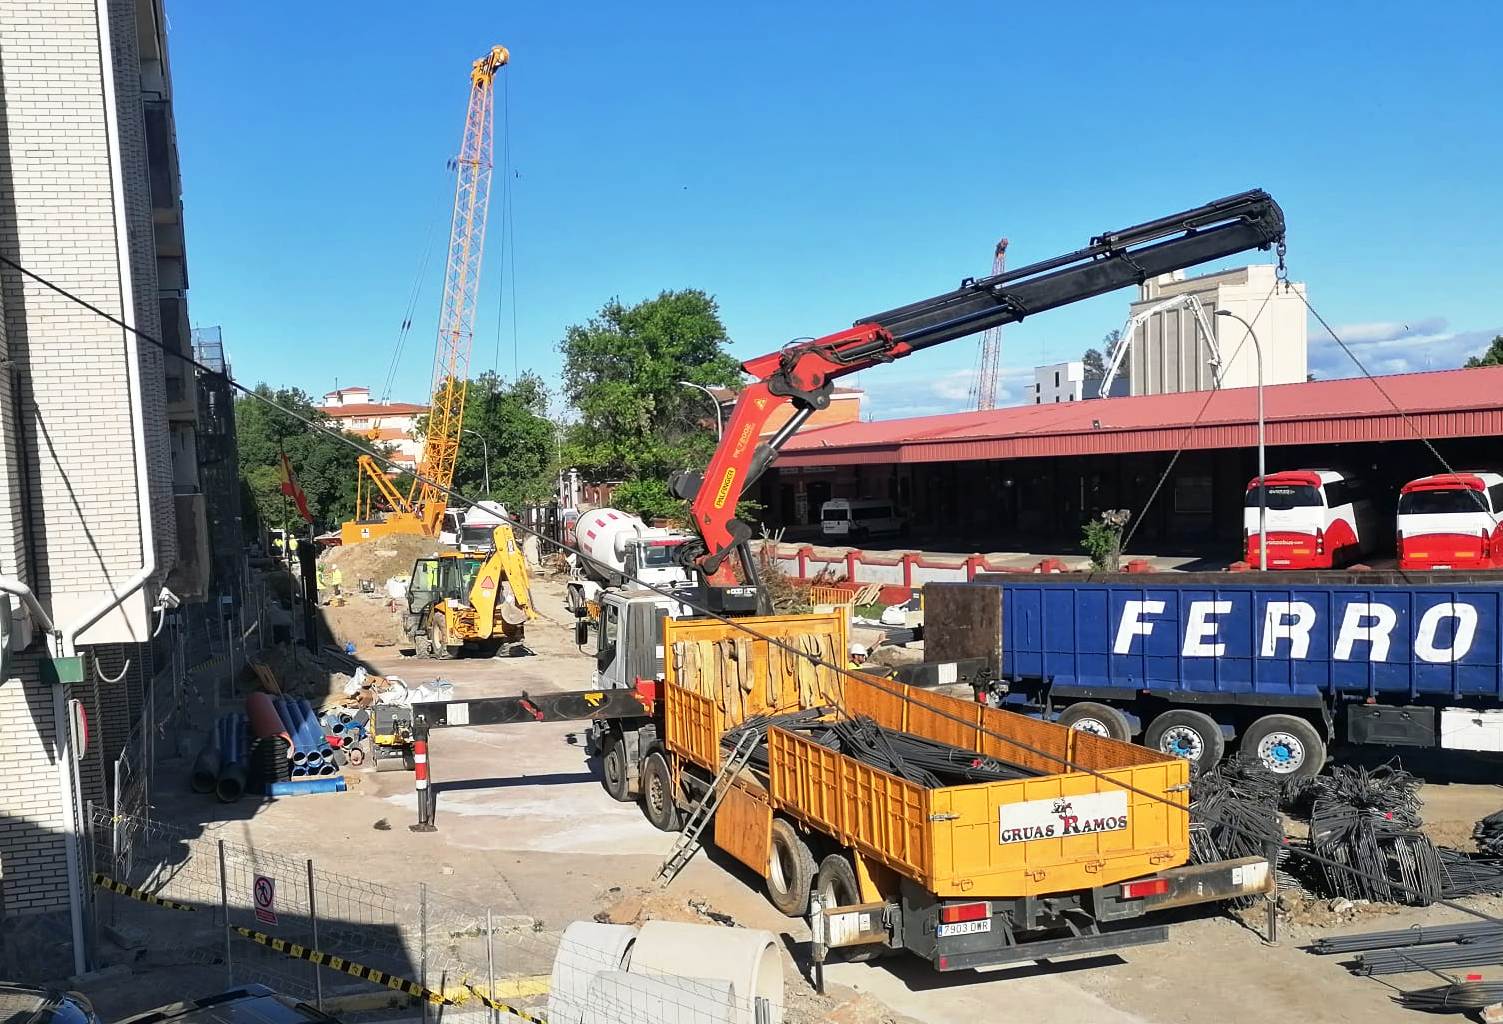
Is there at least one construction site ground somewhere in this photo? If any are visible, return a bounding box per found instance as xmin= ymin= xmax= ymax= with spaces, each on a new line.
xmin=133 ymin=574 xmax=1503 ymax=1024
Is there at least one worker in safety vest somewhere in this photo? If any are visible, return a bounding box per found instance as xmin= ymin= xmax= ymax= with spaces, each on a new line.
xmin=315 ymin=562 xmax=328 ymax=602
xmin=329 ymin=564 xmax=344 ymax=598
xmin=848 ymin=642 xmax=868 ymax=671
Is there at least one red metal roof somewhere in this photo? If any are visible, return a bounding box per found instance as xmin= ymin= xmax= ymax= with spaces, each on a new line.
xmin=319 ymin=402 xmax=428 ymax=418
xmin=777 ymin=366 xmax=1503 ymax=467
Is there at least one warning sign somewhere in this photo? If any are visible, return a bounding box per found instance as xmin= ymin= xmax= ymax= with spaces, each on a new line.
xmin=253 ymin=874 xmax=277 ymax=925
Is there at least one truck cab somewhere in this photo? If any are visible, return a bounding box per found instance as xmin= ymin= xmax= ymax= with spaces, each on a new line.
xmin=439 ymin=501 xmax=511 ymax=553
xmin=586 ymin=588 xmax=695 ymax=689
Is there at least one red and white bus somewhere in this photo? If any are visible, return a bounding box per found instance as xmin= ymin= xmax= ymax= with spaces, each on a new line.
xmin=1397 ymin=472 xmax=1503 ymax=570
xmin=1244 ymin=470 xmax=1377 ymax=569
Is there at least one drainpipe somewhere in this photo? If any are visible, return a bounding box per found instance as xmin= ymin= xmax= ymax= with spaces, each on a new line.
xmin=43 ymin=0 xmax=164 ymax=975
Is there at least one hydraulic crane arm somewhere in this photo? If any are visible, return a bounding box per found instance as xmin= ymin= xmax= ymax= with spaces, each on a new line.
xmin=671 ymin=189 xmax=1285 ymax=573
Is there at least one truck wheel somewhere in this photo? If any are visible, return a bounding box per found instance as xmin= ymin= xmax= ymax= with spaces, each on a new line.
xmin=766 ymin=819 xmax=816 ymax=917
xmin=430 ymin=619 xmax=453 ymax=660
xmin=641 ymin=752 xmax=681 ymax=832
xmin=1242 ymin=715 xmax=1325 ymax=781
xmin=600 ymin=734 xmax=632 ymax=802
xmin=1145 ymin=709 xmax=1224 ymax=773
xmin=816 ymin=854 xmax=881 ymax=962
xmin=1057 ymin=702 xmax=1132 ymax=741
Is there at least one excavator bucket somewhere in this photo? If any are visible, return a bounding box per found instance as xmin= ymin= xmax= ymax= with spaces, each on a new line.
xmin=468 ymin=523 xmax=536 ymax=639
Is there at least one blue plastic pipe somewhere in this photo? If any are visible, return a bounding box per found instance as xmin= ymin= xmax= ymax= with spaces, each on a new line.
xmin=267 ymin=776 xmax=347 ymax=796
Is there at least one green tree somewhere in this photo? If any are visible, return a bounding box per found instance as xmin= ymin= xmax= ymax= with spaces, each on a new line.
xmin=1082 ymin=346 xmax=1107 ymax=378
xmin=559 ymin=290 xmax=742 ymax=481
xmin=234 ymin=384 xmax=374 ymax=534
xmin=443 ymin=371 xmax=560 ymax=507
xmin=1464 ymin=335 xmax=1503 ymax=368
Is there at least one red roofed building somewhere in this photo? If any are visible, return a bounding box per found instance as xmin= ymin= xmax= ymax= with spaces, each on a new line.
xmin=760 ymin=366 xmax=1503 ymax=552
xmin=319 ymin=386 xmax=427 ymax=472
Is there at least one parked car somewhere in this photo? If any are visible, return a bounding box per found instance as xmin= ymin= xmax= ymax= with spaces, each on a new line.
xmin=0 ymin=984 xmax=101 ymax=1024
xmin=1397 ymin=471 xmax=1503 ymax=570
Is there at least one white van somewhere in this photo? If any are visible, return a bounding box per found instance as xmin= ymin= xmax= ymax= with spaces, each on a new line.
xmin=820 ymin=499 xmax=904 ymax=540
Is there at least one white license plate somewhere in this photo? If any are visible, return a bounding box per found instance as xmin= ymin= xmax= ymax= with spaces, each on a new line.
xmin=937 ymin=919 xmax=991 ymax=938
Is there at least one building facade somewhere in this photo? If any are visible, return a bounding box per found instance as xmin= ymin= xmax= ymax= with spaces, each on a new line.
xmin=1127 ymin=265 xmax=1308 ymax=397
xmin=319 ymin=386 xmax=427 ymax=473
xmin=1032 ymin=361 xmax=1085 ymax=404
xmin=0 ymin=0 xmax=224 ymax=969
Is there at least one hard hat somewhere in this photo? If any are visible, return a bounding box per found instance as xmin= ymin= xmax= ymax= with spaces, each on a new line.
xmin=849 ymin=643 xmax=868 ymax=657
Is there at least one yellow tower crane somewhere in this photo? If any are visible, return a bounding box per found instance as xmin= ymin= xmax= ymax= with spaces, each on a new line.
xmin=342 ymin=46 xmax=509 ymax=545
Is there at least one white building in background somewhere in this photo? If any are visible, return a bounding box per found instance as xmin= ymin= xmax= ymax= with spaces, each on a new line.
xmin=319 ymin=386 xmax=428 ymax=473
xmin=1032 ymin=361 xmax=1085 ymax=404
xmin=1127 ymin=264 xmax=1307 ymax=397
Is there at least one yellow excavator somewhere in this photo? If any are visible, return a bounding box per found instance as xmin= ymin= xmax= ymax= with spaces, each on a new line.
xmin=403 ymin=524 xmax=535 ymax=658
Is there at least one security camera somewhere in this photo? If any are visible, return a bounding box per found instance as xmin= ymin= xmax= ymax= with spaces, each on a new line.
xmin=155 ymin=587 xmax=182 ymax=611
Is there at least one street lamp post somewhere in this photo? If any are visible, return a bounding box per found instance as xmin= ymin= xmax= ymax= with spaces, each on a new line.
xmin=1215 ymin=310 xmax=1266 ymax=573
xmin=462 ymin=428 xmax=491 ymax=496
xmin=678 ymin=380 xmax=724 ymax=440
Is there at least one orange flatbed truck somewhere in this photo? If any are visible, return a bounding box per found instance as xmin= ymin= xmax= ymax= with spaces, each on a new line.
xmin=586 ymin=609 xmax=1275 ymax=971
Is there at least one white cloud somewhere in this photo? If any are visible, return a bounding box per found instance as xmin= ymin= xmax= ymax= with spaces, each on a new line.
xmin=1309 ymin=317 xmax=1501 ymax=379
xmin=859 ymin=365 xmax=1035 ymax=420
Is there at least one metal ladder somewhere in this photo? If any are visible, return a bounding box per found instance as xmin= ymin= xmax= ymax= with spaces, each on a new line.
xmin=657 ymin=730 xmax=760 ymax=884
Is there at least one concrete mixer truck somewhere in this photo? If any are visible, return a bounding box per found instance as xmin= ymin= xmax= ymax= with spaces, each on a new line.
xmin=565 ymin=508 xmax=695 ymax=618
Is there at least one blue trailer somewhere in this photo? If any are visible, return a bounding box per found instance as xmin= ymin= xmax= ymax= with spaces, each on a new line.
xmin=924 ymin=576 xmax=1503 ymax=779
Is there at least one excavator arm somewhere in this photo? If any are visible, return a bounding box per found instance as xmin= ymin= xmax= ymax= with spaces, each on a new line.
xmin=670 ymin=189 xmax=1286 ymax=573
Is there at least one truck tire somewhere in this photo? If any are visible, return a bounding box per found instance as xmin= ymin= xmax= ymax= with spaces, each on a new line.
xmin=1145 ymin=709 xmax=1224 ymax=773
xmin=815 ymin=854 xmax=881 ymax=962
xmin=1057 ymin=702 xmax=1133 ymax=741
xmin=1242 ymin=714 xmax=1325 ymax=781
xmin=766 ymin=819 xmax=817 ymax=917
xmin=641 ymin=752 xmax=681 ymax=832
xmin=600 ymin=733 xmax=632 ymax=802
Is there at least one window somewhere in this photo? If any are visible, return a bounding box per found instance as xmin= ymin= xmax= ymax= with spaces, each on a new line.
xmin=854 ymin=505 xmax=892 ymax=521
xmin=1035 ymin=397 xmax=1041 ymax=404
xmin=1246 ymin=484 xmax=1321 ymax=509
xmin=1035 ymin=383 xmax=1040 ymax=392
xmin=1054 ymin=371 xmax=1060 ymax=387
xmin=1400 ymin=489 xmax=1494 ymax=516
xmin=1068 ymin=394 xmax=1074 ymax=401
xmin=602 ymin=604 xmax=619 ymax=645
xmin=1054 ymin=396 xmax=1060 ymax=403
xmin=639 ymin=543 xmax=684 ymax=568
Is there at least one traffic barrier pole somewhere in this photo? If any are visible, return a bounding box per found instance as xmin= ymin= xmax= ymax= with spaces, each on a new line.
xmin=410 ymin=732 xmax=435 ymax=832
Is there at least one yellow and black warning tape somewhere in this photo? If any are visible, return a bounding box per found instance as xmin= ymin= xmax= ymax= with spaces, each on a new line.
xmin=232 ymin=927 xmax=451 ymax=1006
xmin=92 ymin=873 xmax=197 ymax=912
xmin=463 ymin=982 xmax=549 ymax=1024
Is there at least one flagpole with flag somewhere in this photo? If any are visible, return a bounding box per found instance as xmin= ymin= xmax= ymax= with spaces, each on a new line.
xmin=278 ymin=449 xmax=313 ymax=525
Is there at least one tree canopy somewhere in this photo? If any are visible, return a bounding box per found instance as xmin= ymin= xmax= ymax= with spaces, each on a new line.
xmin=443 ymin=371 xmax=559 ymax=507
xmin=235 ymin=385 xmax=371 ymax=535
xmin=559 ymin=290 xmax=742 ymax=482
xmin=1464 ymin=335 xmax=1503 ymax=368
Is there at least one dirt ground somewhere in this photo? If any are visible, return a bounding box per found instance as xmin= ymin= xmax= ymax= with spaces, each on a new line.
xmin=131 ymin=573 xmax=1503 ymax=1024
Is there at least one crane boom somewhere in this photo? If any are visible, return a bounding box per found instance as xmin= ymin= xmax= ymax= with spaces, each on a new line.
xmin=342 ymin=46 xmax=508 ymax=545
xmin=969 ymin=239 xmax=1008 ymax=410
xmin=670 ymin=190 xmax=1285 ymax=574
xmin=1098 ymin=292 xmax=1223 ymax=399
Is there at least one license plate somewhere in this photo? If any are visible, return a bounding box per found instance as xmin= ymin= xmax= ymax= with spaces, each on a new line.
xmin=937 ymin=919 xmax=991 ymax=937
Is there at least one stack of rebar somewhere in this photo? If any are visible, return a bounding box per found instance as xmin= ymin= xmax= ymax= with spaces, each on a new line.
xmin=722 ymin=710 xmax=1037 ymax=787
xmin=1312 ymin=920 xmax=1503 ymax=980
xmin=1475 ymin=808 xmax=1503 ymax=856
xmin=1396 ymin=981 xmax=1503 ymax=1012
xmin=1296 ymin=763 xmax=1443 ymax=906
xmin=1188 ymin=757 xmax=1286 ymax=870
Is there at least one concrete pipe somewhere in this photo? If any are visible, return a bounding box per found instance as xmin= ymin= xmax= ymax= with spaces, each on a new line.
xmin=581 ymin=971 xmax=734 ymax=1024
xmin=628 ymin=921 xmax=782 ymax=1024
xmin=548 ymin=921 xmax=639 ymax=1024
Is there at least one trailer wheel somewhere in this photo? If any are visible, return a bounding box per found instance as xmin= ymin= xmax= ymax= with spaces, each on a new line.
xmin=1145 ymin=709 xmax=1224 ymax=773
xmin=1242 ymin=714 xmax=1325 ymax=780
xmin=1057 ymin=702 xmax=1132 ymax=741
xmin=600 ymin=734 xmax=632 ymax=802
xmin=816 ymin=854 xmax=881 ymax=962
xmin=766 ymin=819 xmax=816 ymax=917
xmin=641 ymin=752 xmax=681 ymax=831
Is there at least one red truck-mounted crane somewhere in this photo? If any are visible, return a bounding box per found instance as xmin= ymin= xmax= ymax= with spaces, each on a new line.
xmin=668 ymin=189 xmax=1286 ymax=582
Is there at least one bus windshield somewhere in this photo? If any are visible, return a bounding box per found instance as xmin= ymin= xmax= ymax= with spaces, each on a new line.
xmin=1246 ymin=484 xmax=1321 ymax=510
xmin=1399 ymin=490 xmax=1491 ymax=516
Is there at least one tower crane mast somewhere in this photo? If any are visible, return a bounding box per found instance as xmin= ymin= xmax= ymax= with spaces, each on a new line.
xmin=969 ymin=238 xmax=1008 ymax=410
xmin=342 ymin=46 xmax=508 ymax=545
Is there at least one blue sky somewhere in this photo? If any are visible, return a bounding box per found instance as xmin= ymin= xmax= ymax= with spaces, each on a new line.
xmin=167 ymin=1 xmax=1503 ymax=420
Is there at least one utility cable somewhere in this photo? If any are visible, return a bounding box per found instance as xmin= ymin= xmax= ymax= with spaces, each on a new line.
xmin=3 ymin=250 xmax=1499 ymax=926
xmin=381 ymin=171 xmax=451 ymax=404
xmin=1119 ymin=281 xmax=1279 ymax=555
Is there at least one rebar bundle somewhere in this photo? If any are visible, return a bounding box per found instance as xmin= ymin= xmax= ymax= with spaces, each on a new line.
xmin=1397 ymin=981 xmax=1503 ymax=1012
xmin=1475 ymin=808 xmax=1503 ymax=856
xmin=1188 ymin=757 xmax=1285 ymax=867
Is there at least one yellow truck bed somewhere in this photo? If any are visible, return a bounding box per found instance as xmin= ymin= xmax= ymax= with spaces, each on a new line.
xmin=661 ymin=612 xmax=1190 ymax=899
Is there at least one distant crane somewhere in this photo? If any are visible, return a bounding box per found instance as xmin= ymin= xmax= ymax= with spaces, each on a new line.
xmin=342 ymin=45 xmax=509 ymax=545
xmin=969 ymin=238 xmax=1008 ymax=410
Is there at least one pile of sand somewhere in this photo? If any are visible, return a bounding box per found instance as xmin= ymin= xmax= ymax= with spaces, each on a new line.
xmin=322 ymin=533 xmax=441 ymax=584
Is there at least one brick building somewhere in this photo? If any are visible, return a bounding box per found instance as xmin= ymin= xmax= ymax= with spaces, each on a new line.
xmin=0 ymin=0 xmax=229 ymax=969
